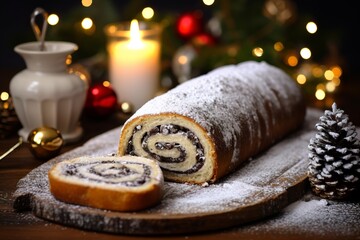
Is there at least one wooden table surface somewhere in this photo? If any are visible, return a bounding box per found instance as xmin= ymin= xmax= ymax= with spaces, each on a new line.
xmin=1 ymin=70 xmax=360 ymax=240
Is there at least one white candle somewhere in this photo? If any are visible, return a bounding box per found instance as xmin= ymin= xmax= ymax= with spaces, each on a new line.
xmin=106 ymin=20 xmax=161 ymax=110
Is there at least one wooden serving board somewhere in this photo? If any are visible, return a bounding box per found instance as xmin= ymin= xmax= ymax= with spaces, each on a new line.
xmin=13 ymin=109 xmax=322 ymax=235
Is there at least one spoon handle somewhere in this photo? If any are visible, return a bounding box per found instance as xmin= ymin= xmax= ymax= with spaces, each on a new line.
xmin=30 ymin=7 xmax=49 ymax=51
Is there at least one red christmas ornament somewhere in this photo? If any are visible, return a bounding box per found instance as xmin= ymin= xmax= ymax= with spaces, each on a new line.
xmin=176 ymin=11 xmax=203 ymax=39
xmin=84 ymin=83 xmax=118 ymax=118
xmin=191 ymin=32 xmax=216 ymax=47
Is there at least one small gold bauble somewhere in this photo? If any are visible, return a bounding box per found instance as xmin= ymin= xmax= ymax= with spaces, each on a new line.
xmin=27 ymin=126 xmax=64 ymax=160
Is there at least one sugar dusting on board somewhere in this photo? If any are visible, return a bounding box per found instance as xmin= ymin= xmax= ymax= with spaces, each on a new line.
xmin=12 ymin=108 xmax=360 ymax=236
xmin=238 ymin=193 xmax=360 ymax=237
xmin=14 ymin=109 xmax=315 ymax=215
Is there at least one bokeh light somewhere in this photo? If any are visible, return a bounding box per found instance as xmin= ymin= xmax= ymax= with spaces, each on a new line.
xmin=82 ymin=0 xmax=92 ymax=7
xmin=81 ymin=18 xmax=93 ymax=30
xmin=306 ymin=21 xmax=317 ymax=34
xmin=203 ymin=0 xmax=215 ymax=6
xmin=252 ymin=47 xmax=264 ymax=57
xmin=274 ymin=42 xmax=284 ymax=52
xmin=142 ymin=7 xmax=154 ymax=20
xmin=300 ymin=47 xmax=311 ymax=59
xmin=47 ymin=14 xmax=59 ymax=26
xmin=287 ymin=55 xmax=298 ymax=67
xmin=296 ymin=74 xmax=307 ymax=84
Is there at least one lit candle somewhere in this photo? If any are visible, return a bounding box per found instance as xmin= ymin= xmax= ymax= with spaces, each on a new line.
xmin=105 ymin=20 xmax=161 ymax=110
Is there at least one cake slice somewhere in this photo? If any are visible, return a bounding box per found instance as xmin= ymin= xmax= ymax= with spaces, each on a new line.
xmin=48 ymin=155 xmax=164 ymax=211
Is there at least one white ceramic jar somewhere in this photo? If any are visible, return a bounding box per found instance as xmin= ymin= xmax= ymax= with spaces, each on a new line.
xmin=10 ymin=41 xmax=88 ymax=143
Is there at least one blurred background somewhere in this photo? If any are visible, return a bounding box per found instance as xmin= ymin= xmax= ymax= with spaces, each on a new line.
xmin=0 ymin=0 xmax=359 ymax=124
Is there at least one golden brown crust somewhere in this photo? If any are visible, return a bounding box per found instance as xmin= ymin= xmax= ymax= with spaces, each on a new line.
xmin=48 ymin=156 xmax=164 ymax=212
xmin=48 ymin=173 xmax=162 ymax=211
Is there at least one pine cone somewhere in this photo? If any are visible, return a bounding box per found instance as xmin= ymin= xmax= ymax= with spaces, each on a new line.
xmin=308 ymin=102 xmax=360 ymax=200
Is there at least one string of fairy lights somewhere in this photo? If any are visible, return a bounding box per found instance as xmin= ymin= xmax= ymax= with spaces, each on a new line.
xmin=1 ymin=0 xmax=342 ymax=105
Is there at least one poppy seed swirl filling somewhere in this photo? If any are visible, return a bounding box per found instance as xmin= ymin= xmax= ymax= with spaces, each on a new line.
xmin=126 ymin=124 xmax=206 ymax=174
xmin=61 ymin=160 xmax=152 ymax=187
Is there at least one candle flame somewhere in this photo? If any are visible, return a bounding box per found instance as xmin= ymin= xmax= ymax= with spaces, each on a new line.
xmin=129 ymin=19 xmax=144 ymax=49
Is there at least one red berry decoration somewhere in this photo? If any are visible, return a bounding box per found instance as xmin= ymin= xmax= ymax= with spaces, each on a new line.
xmin=176 ymin=11 xmax=203 ymax=39
xmin=84 ymin=83 xmax=118 ymax=118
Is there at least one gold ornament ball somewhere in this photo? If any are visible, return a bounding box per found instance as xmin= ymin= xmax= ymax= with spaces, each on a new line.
xmin=27 ymin=127 xmax=64 ymax=160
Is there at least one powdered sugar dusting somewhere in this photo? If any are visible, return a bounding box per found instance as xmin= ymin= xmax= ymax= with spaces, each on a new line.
xmin=123 ymin=61 xmax=305 ymax=166
xmin=148 ymin=181 xmax=280 ymax=214
xmin=12 ymin=108 xmax=360 ymax=235
xmin=14 ymin=109 xmax=316 ymax=215
xmin=238 ymin=193 xmax=360 ymax=238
